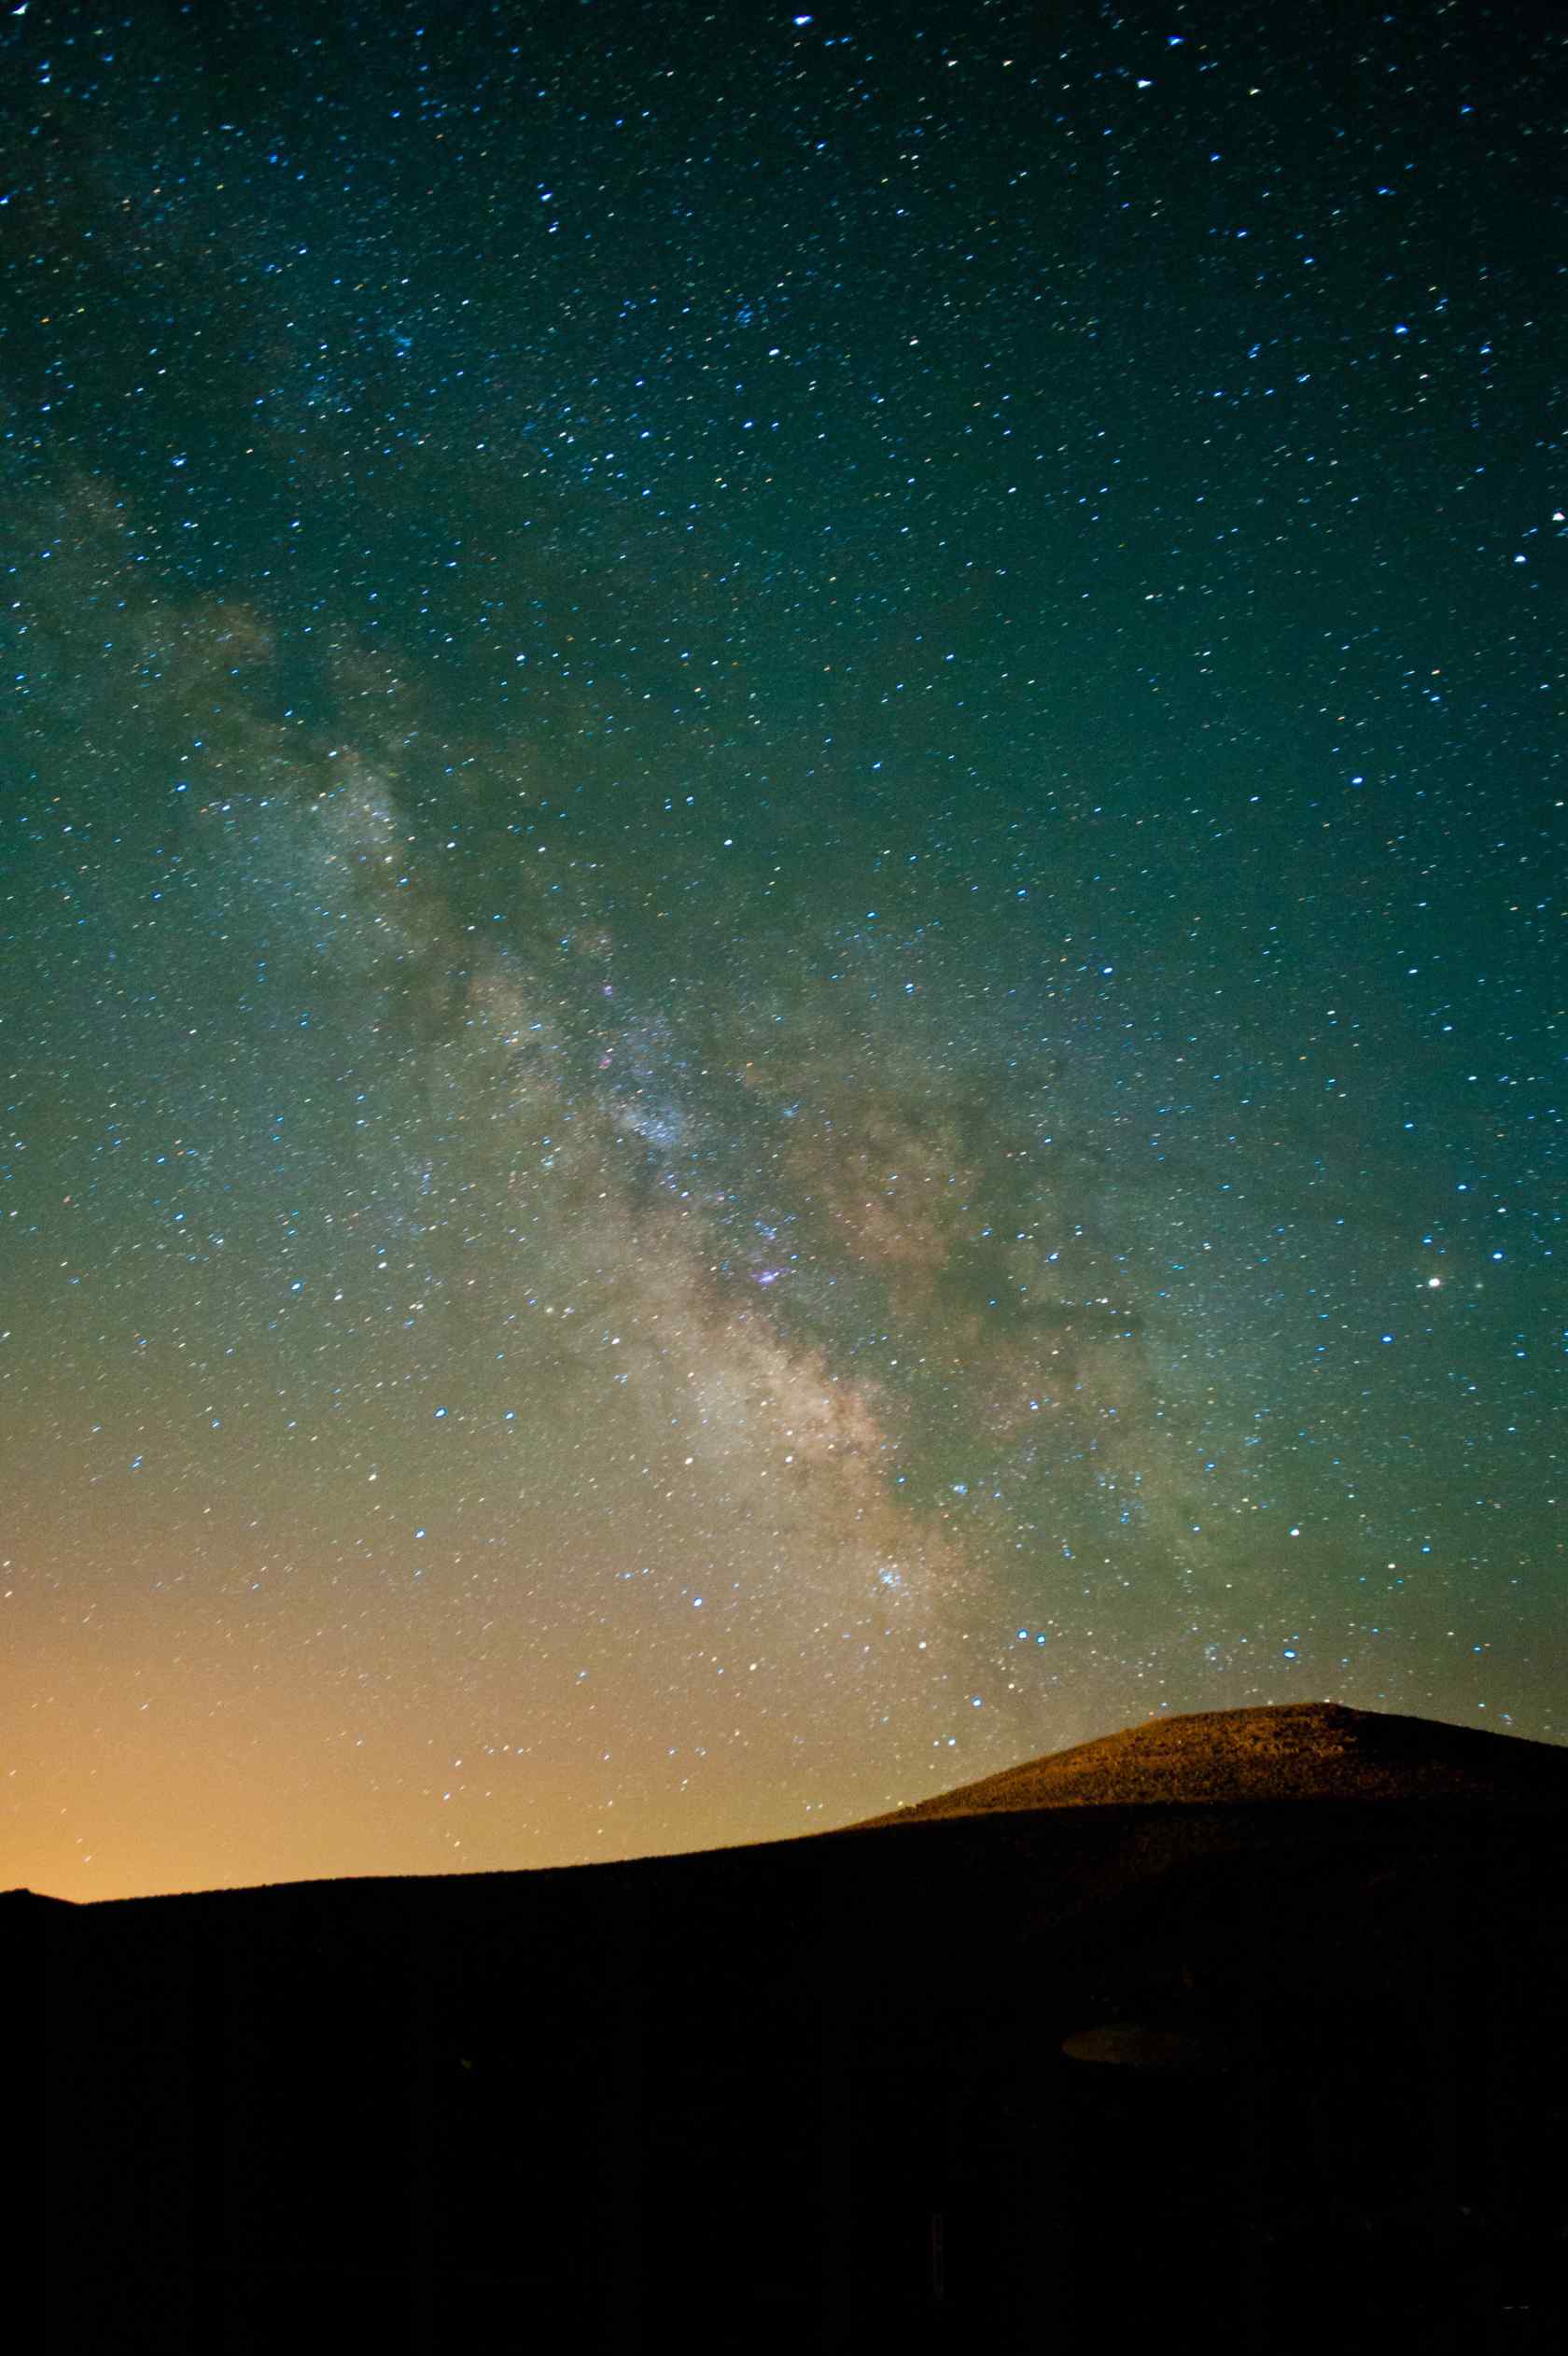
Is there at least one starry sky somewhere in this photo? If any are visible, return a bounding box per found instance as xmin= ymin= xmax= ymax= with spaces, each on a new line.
xmin=4 ymin=0 xmax=1562 ymax=1901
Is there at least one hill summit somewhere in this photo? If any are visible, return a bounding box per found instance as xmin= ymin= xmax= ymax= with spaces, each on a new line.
xmin=856 ymin=1699 xmax=1568 ymax=1822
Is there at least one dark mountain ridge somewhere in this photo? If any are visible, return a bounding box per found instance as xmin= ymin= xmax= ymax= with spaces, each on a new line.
xmin=20 ymin=1704 xmax=1567 ymax=2354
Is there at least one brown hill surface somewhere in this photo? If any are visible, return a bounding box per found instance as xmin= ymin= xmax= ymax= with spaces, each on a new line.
xmin=19 ymin=1695 xmax=1568 ymax=2353
xmin=854 ymin=1699 xmax=1568 ymax=1821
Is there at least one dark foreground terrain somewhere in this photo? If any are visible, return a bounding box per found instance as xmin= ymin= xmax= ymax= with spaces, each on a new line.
xmin=20 ymin=1703 xmax=1568 ymax=2351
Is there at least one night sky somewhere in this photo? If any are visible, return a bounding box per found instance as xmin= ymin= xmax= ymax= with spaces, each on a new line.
xmin=5 ymin=0 xmax=1562 ymax=1902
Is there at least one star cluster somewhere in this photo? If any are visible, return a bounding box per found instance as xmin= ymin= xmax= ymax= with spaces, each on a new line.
xmin=3 ymin=0 xmax=1561 ymax=1898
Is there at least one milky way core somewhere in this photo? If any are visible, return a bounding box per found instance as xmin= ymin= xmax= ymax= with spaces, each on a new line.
xmin=4 ymin=0 xmax=1561 ymax=1898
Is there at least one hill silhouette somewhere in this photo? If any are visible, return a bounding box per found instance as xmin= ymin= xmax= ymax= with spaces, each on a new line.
xmin=853 ymin=1698 xmax=1568 ymax=1819
xmin=21 ymin=1702 xmax=1568 ymax=2353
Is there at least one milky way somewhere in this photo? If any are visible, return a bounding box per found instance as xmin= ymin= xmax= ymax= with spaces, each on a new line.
xmin=4 ymin=0 xmax=1561 ymax=1898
